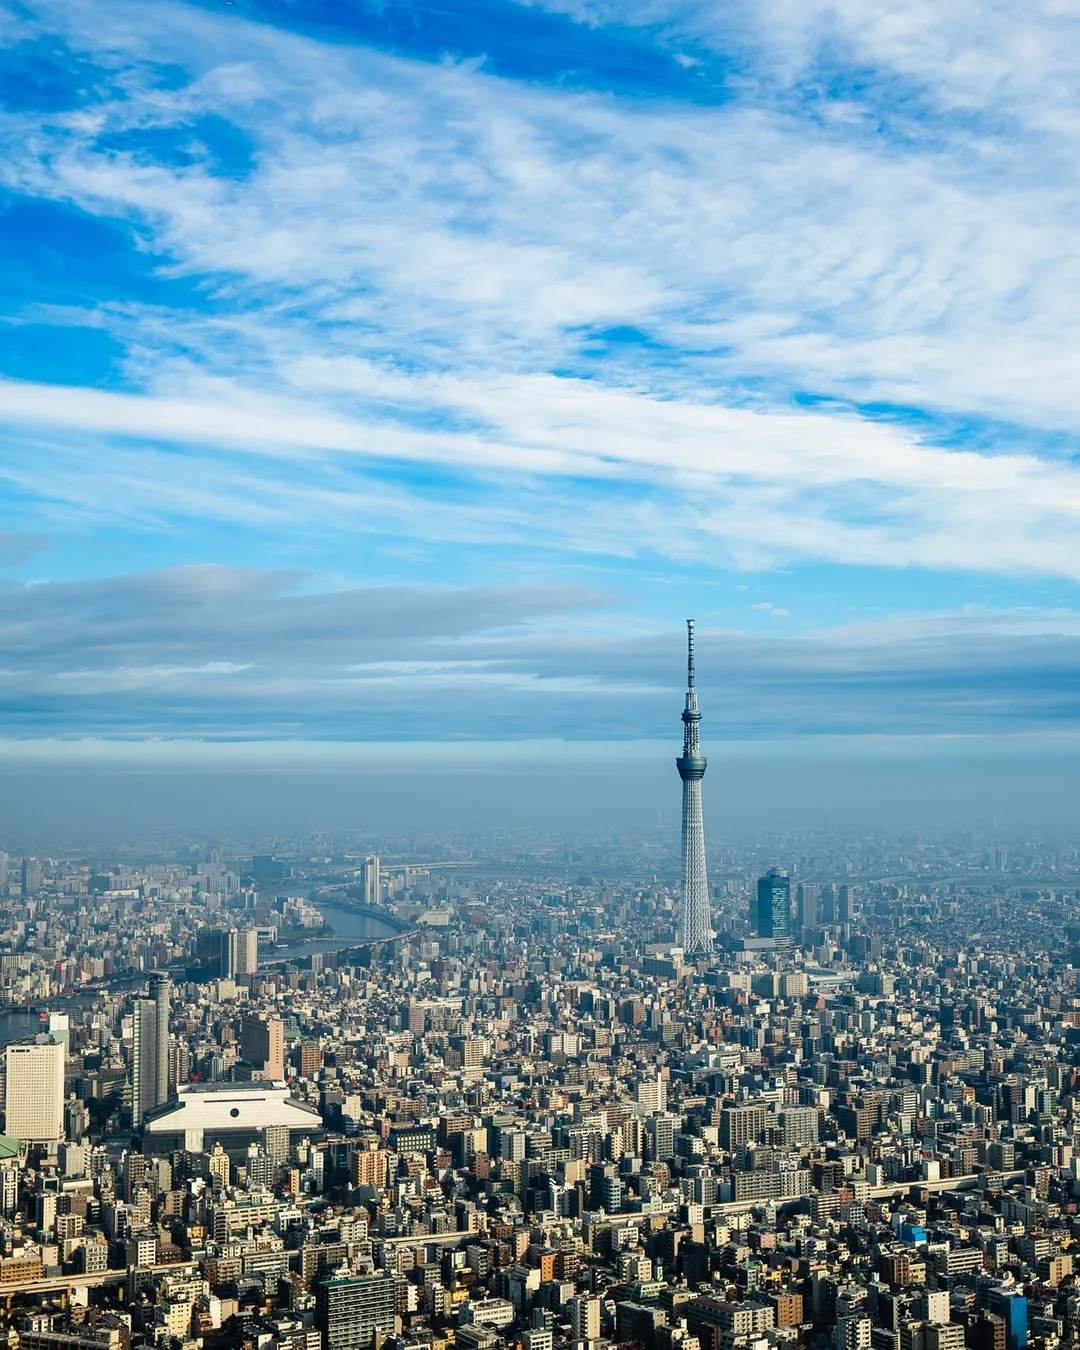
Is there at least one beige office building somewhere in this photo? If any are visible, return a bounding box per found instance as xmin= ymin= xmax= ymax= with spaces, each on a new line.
xmin=5 ymin=1040 xmax=64 ymax=1143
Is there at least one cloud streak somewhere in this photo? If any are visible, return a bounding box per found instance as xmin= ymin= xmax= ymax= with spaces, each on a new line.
xmin=0 ymin=564 xmax=1077 ymax=740
xmin=5 ymin=371 xmax=1080 ymax=578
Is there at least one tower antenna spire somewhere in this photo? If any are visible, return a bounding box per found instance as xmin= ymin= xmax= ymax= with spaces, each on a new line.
xmin=677 ymin=618 xmax=711 ymax=955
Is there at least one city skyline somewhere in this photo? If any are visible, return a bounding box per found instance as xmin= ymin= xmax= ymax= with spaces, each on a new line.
xmin=0 ymin=2 xmax=1078 ymax=753
xmin=0 ymin=817 xmax=1073 ymax=1341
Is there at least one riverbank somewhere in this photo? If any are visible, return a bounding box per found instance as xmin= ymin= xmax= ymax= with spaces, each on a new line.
xmin=270 ymin=899 xmax=404 ymax=961
xmin=0 ymin=900 xmax=406 ymax=1045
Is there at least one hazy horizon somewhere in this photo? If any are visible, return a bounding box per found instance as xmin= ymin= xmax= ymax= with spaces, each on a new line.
xmin=0 ymin=734 xmax=1076 ymax=850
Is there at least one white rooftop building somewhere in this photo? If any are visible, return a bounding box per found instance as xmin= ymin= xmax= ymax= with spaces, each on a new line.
xmin=142 ymin=1080 xmax=321 ymax=1158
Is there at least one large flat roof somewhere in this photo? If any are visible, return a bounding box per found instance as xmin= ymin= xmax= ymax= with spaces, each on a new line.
xmin=144 ymin=1081 xmax=319 ymax=1134
xmin=180 ymin=1079 xmax=286 ymax=1095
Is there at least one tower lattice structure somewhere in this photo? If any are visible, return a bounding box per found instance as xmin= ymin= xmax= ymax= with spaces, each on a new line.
xmin=677 ymin=618 xmax=712 ymax=954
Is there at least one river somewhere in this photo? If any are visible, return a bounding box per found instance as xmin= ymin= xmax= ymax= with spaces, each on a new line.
xmin=269 ymin=900 xmax=403 ymax=962
xmin=0 ymin=1008 xmax=45 ymax=1046
xmin=0 ymin=902 xmax=401 ymax=1046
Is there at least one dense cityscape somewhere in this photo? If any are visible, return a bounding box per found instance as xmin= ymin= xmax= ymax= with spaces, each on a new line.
xmin=0 ymin=629 xmax=1073 ymax=1350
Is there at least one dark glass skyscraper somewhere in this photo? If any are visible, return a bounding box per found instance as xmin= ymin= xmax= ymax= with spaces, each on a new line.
xmin=756 ymin=868 xmax=791 ymax=942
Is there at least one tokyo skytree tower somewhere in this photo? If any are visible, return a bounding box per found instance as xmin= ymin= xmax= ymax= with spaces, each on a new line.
xmin=677 ymin=619 xmax=712 ymax=954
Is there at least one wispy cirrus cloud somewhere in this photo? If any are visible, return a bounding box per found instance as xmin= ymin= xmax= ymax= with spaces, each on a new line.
xmin=0 ymin=0 xmax=1079 ymax=742
xmin=4 ymin=0 xmax=1080 ymax=434
xmin=519 ymin=0 xmax=1080 ymax=126
xmin=5 ymin=369 xmax=1080 ymax=577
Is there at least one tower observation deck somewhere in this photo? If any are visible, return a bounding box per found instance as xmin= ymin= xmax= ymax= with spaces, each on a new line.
xmin=676 ymin=619 xmax=712 ymax=955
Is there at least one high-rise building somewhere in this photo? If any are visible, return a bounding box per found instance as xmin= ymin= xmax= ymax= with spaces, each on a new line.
xmin=65 ymin=1099 xmax=89 ymax=1143
xmin=838 ymin=883 xmax=854 ymax=923
xmin=918 ymin=1291 xmax=951 ymax=1325
xmin=796 ymin=882 xmax=819 ymax=932
xmin=636 ymin=1074 xmax=666 ymax=1114
xmin=568 ymin=1295 xmax=601 ymax=1346
xmin=299 ymin=1041 xmax=323 ymax=1077
xmin=207 ymin=1142 xmax=230 ymax=1189
xmin=720 ymin=1103 xmax=770 ymax=1150
xmin=317 ymin=1271 xmax=397 ymax=1350
xmin=237 ymin=928 xmax=258 ymax=978
xmin=361 ymin=855 xmax=381 ymax=906
xmin=588 ymin=1163 xmax=623 ymax=1214
xmin=168 ymin=1040 xmax=190 ymax=1091
xmin=6 ymin=1039 xmax=64 ymax=1142
xmin=151 ymin=970 xmax=170 ymax=1094
xmin=974 ymin=1314 xmax=1007 ymax=1350
xmin=986 ymin=1290 xmax=1027 ymax=1350
xmin=264 ymin=1123 xmax=291 ymax=1164
xmin=498 ymin=1128 xmax=526 ymax=1162
xmin=246 ymin=1143 xmax=276 ymax=1188
xmin=252 ymin=854 xmax=289 ymax=882
xmin=0 ymin=1162 xmax=16 ymax=1217
xmin=221 ymin=927 xmax=258 ymax=979
xmin=756 ymin=868 xmax=791 ymax=943
xmin=132 ymin=1002 xmax=157 ymax=1120
xmin=132 ymin=972 xmax=170 ymax=1123
xmin=220 ymin=929 xmax=237 ymax=980
xmin=20 ymin=857 xmax=42 ymax=896
xmin=645 ymin=1113 xmax=677 ymax=1161
xmin=777 ymin=1106 xmax=819 ymax=1148
xmin=676 ymin=619 xmax=711 ymax=954
xmin=241 ymin=1013 xmax=285 ymax=1081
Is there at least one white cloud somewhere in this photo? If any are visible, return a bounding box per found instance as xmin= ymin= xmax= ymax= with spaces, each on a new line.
xmin=5 ymin=367 xmax=1080 ymax=577
xmin=4 ymin=0 xmax=1080 ymax=430
xmin=0 ymin=0 xmax=1079 ymax=595
xmin=519 ymin=0 xmax=1080 ymax=130
xmin=757 ymin=0 xmax=1080 ymax=125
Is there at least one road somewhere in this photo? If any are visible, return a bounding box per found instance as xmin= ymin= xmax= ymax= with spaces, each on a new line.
xmin=0 ymin=1270 xmax=126 ymax=1301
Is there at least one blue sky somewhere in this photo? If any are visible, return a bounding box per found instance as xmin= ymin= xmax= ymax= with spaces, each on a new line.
xmin=2 ymin=0 xmax=1080 ymax=744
